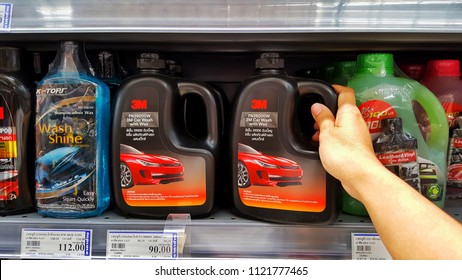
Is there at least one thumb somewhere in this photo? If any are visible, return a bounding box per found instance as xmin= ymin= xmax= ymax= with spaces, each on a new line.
xmin=311 ymin=103 xmax=335 ymax=131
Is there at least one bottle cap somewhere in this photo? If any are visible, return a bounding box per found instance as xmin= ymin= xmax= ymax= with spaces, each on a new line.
xmin=136 ymin=53 xmax=166 ymax=70
xmin=0 ymin=47 xmax=20 ymax=72
xmin=255 ymin=53 xmax=284 ymax=69
xmin=400 ymin=64 xmax=426 ymax=80
xmin=97 ymin=51 xmax=115 ymax=79
xmin=166 ymin=59 xmax=183 ymax=76
xmin=356 ymin=53 xmax=394 ymax=76
xmin=425 ymin=60 xmax=460 ymax=77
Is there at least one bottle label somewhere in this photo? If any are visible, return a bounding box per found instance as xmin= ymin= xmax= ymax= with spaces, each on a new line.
xmin=358 ymin=100 xmax=398 ymax=139
xmin=35 ymin=82 xmax=98 ymax=211
xmin=442 ymin=102 xmax=462 ymax=190
xmin=440 ymin=101 xmax=462 ymax=129
xmin=448 ymin=132 xmax=462 ymax=187
xmin=236 ymin=87 xmax=326 ymax=213
xmin=0 ymin=101 xmax=18 ymax=201
xmin=376 ymin=150 xmax=421 ymax=192
xmin=360 ymin=100 xmax=444 ymax=202
xmin=118 ymin=87 xmax=206 ymax=207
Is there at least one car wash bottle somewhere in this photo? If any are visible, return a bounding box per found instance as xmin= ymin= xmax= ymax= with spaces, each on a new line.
xmin=0 ymin=47 xmax=34 ymax=215
xmin=111 ymin=53 xmax=220 ymax=218
xmin=231 ymin=53 xmax=340 ymax=224
xmin=421 ymin=59 xmax=462 ymax=198
xmin=347 ymin=53 xmax=449 ymax=216
xmin=35 ymin=41 xmax=111 ymax=218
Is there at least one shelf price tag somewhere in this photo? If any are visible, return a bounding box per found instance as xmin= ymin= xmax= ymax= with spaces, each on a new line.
xmin=106 ymin=230 xmax=178 ymax=259
xmin=21 ymin=229 xmax=92 ymax=259
xmin=0 ymin=3 xmax=12 ymax=30
xmin=351 ymin=233 xmax=392 ymax=260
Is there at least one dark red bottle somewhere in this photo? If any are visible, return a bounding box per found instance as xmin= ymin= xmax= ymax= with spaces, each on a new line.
xmin=0 ymin=47 xmax=34 ymax=215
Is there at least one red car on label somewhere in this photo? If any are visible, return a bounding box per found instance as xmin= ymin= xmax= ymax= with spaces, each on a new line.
xmin=237 ymin=143 xmax=302 ymax=188
xmin=120 ymin=144 xmax=184 ymax=188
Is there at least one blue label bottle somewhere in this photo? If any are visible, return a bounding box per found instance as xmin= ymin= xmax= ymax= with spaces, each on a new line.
xmin=35 ymin=41 xmax=110 ymax=218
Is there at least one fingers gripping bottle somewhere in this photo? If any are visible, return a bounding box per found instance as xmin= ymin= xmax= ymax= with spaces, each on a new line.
xmin=421 ymin=60 xmax=462 ymax=198
xmin=111 ymin=53 xmax=220 ymax=218
xmin=35 ymin=41 xmax=111 ymax=218
xmin=0 ymin=47 xmax=34 ymax=215
xmin=231 ymin=53 xmax=341 ymax=224
xmin=347 ymin=53 xmax=449 ymax=216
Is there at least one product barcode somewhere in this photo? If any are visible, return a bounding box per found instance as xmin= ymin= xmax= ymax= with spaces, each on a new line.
xmin=27 ymin=241 xmax=41 ymax=247
xmin=356 ymin=245 xmax=372 ymax=252
xmin=111 ymin=243 xmax=126 ymax=249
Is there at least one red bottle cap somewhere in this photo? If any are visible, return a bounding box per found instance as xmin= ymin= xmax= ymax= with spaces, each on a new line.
xmin=426 ymin=60 xmax=461 ymax=77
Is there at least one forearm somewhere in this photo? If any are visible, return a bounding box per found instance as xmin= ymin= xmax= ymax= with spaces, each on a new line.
xmin=351 ymin=165 xmax=462 ymax=259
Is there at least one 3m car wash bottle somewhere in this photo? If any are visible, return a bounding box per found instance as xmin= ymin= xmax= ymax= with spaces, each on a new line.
xmin=35 ymin=41 xmax=111 ymax=218
xmin=0 ymin=47 xmax=34 ymax=215
xmin=230 ymin=53 xmax=341 ymax=224
xmin=111 ymin=53 xmax=220 ymax=218
xmin=421 ymin=59 xmax=462 ymax=199
xmin=347 ymin=53 xmax=449 ymax=216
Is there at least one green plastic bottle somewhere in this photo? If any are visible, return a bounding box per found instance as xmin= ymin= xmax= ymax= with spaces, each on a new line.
xmin=346 ymin=53 xmax=449 ymax=216
xmin=331 ymin=61 xmax=356 ymax=86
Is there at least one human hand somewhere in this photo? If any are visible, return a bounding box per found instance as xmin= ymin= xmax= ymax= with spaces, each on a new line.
xmin=311 ymin=85 xmax=384 ymax=201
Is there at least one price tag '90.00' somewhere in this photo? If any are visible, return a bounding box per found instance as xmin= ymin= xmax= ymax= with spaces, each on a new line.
xmin=106 ymin=230 xmax=178 ymax=259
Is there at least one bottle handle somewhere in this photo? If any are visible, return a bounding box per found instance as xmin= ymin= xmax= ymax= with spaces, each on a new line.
xmin=412 ymin=84 xmax=449 ymax=148
xmin=178 ymin=81 xmax=220 ymax=149
xmin=293 ymin=81 xmax=338 ymax=158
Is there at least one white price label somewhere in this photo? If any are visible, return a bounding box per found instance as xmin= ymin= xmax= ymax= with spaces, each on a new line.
xmin=21 ymin=229 xmax=92 ymax=259
xmin=106 ymin=230 xmax=178 ymax=259
xmin=0 ymin=3 xmax=12 ymax=30
xmin=352 ymin=233 xmax=392 ymax=260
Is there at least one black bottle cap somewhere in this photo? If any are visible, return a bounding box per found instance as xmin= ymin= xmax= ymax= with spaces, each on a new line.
xmin=0 ymin=47 xmax=20 ymax=72
xmin=136 ymin=53 xmax=166 ymax=70
xmin=255 ymin=53 xmax=284 ymax=69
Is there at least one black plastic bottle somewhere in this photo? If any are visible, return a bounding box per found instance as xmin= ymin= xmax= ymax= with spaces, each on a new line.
xmin=0 ymin=47 xmax=34 ymax=215
xmin=111 ymin=53 xmax=220 ymax=218
xmin=231 ymin=53 xmax=340 ymax=224
xmin=164 ymin=59 xmax=231 ymax=208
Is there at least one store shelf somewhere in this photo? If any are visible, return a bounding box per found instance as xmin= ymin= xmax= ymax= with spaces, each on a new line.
xmin=5 ymin=0 xmax=462 ymax=33
xmin=1 ymin=204 xmax=461 ymax=260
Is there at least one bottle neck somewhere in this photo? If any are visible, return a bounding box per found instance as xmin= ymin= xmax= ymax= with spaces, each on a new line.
xmin=138 ymin=68 xmax=165 ymax=74
xmin=355 ymin=67 xmax=394 ymax=77
xmin=255 ymin=68 xmax=287 ymax=75
xmin=48 ymin=42 xmax=87 ymax=76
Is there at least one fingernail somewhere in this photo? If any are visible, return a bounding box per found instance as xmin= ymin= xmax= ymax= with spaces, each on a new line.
xmin=311 ymin=103 xmax=323 ymax=117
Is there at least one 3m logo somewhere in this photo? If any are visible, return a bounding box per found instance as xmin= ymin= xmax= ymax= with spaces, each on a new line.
xmin=131 ymin=100 xmax=147 ymax=110
xmin=251 ymin=99 xmax=267 ymax=110
xmin=0 ymin=107 xmax=3 ymax=120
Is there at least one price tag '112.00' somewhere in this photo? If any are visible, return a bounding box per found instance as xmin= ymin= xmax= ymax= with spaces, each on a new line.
xmin=21 ymin=229 xmax=92 ymax=259
xmin=106 ymin=230 xmax=178 ymax=259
